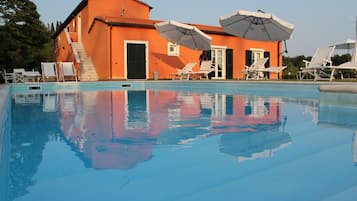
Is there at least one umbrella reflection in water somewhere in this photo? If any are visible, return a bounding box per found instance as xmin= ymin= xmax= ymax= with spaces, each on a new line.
xmin=219 ymin=129 xmax=291 ymax=163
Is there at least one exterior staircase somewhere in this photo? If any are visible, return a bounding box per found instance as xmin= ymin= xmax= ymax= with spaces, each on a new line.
xmin=72 ymin=43 xmax=99 ymax=81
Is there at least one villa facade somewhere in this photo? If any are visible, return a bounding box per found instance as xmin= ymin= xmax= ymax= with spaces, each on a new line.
xmin=53 ymin=0 xmax=283 ymax=81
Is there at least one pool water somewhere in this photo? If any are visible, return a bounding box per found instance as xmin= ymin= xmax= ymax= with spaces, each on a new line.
xmin=2 ymin=83 xmax=357 ymax=201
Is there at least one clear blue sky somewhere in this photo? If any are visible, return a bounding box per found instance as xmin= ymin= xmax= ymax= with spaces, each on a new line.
xmin=32 ymin=0 xmax=357 ymax=57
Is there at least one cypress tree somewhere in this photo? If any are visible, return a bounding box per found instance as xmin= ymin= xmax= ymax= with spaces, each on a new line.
xmin=0 ymin=0 xmax=52 ymax=71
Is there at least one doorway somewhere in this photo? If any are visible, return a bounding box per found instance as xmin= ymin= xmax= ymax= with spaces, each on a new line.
xmin=125 ymin=41 xmax=148 ymax=79
xmin=211 ymin=47 xmax=226 ymax=79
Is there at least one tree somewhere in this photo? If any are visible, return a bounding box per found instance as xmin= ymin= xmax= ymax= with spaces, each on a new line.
xmin=282 ymin=55 xmax=308 ymax=79
xmin=331 ymin=53 xmax=351 ymax=66
xmin=0 ymin=0 xmax=52 ymax=72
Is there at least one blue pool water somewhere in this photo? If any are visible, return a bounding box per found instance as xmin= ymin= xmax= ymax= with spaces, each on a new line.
xmin=1 ymin=82 xmax=357 ymax=201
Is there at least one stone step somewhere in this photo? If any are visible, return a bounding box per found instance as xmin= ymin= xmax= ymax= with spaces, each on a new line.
xmin=71 ymin=42 xmax=98 ymax=82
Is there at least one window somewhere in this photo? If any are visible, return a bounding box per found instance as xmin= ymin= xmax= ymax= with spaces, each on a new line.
xmin=250 ymin=48 xmax=265 ymax=62
xmin=168 ymin=42 xmax=180 ymax=56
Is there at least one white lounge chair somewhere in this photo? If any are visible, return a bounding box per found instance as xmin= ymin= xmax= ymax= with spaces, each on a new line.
xmin=298 ymin=46 xmax=335 ymax=80
xmin=172 ymin=62 xmax=197 ymax=80
xmin=243 ymin=57 xmax=269 ymax=80
xmin=191 ymin=60 xmax=214 ymax=79
xmin=60 ymin=62 xmax=78 ymax=82
xmin=329 ymin=41 xmax=357 ymax=81
xmin=264 ymin=66 xmax=287 ymax=80
xmin=41 ymin=62 xmax=58 ymax=82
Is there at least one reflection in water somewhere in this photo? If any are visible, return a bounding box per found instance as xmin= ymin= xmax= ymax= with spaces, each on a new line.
xmin=6 ymin=87 xmax=357 ymax=200
xmin=283 ymin=97 xmax=319 ymax=123
xmin=354 ymin=131 xmax=357 ymax=166
xmin=8 ymin=89 xmax=289 ymax=200
xmin=57 ymin=90 xmax=288 ymax=169
xmin=0 ymin=96 xmax=11 ymax=201
xmin=219 ymin=130 xmax=291 ymax=163
xmin=318 ymin=93 xmax=357 ymax=166
xmin=318 ymin=92 xmax=357 ymax=129
xmin=10 ymin=94 xmax=61 ymax=201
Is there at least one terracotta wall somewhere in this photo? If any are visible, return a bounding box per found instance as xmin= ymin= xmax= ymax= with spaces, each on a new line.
xmin=110 ymin=25 xmax=203 ymax=79
xmin=108 ymin=25 xmax=280 ymax=80
xmin=88 ymin=0 xmax=150 ymax=22
xmin=55 ymin=31 xmax=75 ymax=63
xmin=84 ymin=21 xmax=110 ymax=80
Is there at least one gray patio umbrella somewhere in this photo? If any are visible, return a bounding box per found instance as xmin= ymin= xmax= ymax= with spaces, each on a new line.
xmin=219 ymin=10 xmax=294 ymax=66
xmin=329 ymin=38 xmax=356 ymax=49
xmin=155 ymin=20 xmax=212 ymax=50
xmin=219 ymin=10 xmax=294 ymax=41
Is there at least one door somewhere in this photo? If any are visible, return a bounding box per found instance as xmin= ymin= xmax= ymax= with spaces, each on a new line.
xmin=226 ymin=49 xmax=233 ymax=79
xmin=127 ymin=43 xmax=146 ymax=79
xmin=211 ymin=48 xmax=226 ymax=79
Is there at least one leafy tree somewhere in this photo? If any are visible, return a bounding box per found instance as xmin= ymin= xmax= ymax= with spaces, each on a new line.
xmin=331 ymin=53 xmax=351 ymax=66
xmin=0 ymin=0 xmax=52 ymax=73
xmin=282 ymin=55 xmax=308 ymax=79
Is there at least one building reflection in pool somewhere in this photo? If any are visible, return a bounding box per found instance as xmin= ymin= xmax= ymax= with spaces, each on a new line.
xmin=57 ymin=90 xmax=289 ymax=169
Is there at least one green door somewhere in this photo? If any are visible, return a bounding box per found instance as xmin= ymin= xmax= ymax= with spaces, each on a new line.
xmin=127 ymin=43 xmax=146 ymax=79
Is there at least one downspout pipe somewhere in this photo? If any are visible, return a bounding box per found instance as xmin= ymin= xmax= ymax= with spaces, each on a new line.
xmin=110 ymin=25 xmax=113 ymax=80
xmin=277 ymin=41 xmax=281 ymax=66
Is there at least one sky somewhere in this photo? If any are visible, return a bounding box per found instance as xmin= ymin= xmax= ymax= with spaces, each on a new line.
xmin=31 ymin=0 xmax=357 ymax=56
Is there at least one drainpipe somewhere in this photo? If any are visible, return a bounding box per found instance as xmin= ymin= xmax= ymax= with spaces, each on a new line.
xmin=277 ymin=41 xmax=281 ymax=66
xmin=110 ymin=25 xmax=113 ymax=80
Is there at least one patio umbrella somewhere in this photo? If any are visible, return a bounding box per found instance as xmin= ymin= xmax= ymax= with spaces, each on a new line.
xmin=219 ymin=10 xmax=294 ymax=41
xmin=154 ymin=20 xmax=211 ymax=50
xmin=330 ymin=39 xmax=356 ymax=49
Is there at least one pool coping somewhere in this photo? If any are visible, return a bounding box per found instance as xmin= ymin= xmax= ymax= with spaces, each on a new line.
xmin=0 ymin=84 xmax=9 ymax=163
xmin=0 ymin=85 xmax=9 ymax=118
xmin=1 ymin=80 xmax=357 ymax=94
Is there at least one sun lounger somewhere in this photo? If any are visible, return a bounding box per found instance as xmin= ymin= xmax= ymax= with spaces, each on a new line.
xmin=41 ymin=62 xmax=58 ymax=82
xmin=329 ymin=40 xmax=357 ymax=81
xmin=243 ymin=57 xmax=269 ymax=80
xmin=60 ymin=62 xmax=78 ymax=82
xmin=264 ymin=66 xmax=287 ymax=80
xmin=190 ymin=60 xmax=214 ymax=79
xmin=298 ymin=46 xmax=335 ymax=80
xmin=329 ymin=62 xmax=357 ymax=81
xmin=172 ymin=62 xmax=197 ymax=80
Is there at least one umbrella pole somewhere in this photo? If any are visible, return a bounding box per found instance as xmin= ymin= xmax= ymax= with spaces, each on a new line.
xmin=278 ymin=40 xmax=288 ymax=66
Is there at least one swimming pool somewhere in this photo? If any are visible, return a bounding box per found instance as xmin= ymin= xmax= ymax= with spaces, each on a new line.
xmin=1 ymin=81 xmax=357 ymax=201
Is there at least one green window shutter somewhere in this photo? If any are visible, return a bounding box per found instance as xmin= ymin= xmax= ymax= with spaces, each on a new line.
xmin=246 ymin=50 xmax=252 ymax=66
xmin=226 ymin=49 xmax=233 ymax=79
xmin=264 ymin=51 xmax=270 ymax=68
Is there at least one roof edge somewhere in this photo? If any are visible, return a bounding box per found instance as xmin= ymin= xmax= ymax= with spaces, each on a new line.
xmin=52 ymin=0 xmax=88 ymax=39
xmin=135 ymin=0 xmax=153 ymax=10
xmin=90 ymin=17 xmax=230 ymax=36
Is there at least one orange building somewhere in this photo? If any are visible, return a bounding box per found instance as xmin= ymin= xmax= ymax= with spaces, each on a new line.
xmin=53 ymin=0 xmax=283 ymax=81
